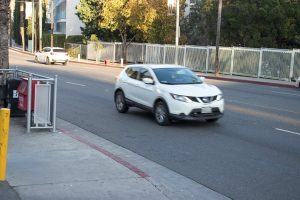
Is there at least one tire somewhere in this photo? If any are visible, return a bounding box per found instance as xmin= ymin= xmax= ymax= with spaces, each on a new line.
xmin=115 ymin=91 xmax=129 ymax=113
xmin=46 ymin=57 xmax=50 ymax=65
xmin=154 ymin=101 xmax=170 ymax=126
xmin=63 ymin=61 xmax=68 ymax=66
xmin=34 ymin=56 xmax=38 ymax=63
xmin=206 ymin=118 xmax=219 ymax=123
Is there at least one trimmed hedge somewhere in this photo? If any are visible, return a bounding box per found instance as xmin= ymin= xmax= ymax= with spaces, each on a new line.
xmin=42 ymin=34 xmax=66 ymax=48
xmin=66 ymin=35 xmax=85 ymax=44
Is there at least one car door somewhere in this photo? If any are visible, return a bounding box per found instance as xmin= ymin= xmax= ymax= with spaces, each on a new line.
xmin=122 ymin=67 xmax=141 ymax=103
xmin=134 ymin=67 xmax=157 ymax=108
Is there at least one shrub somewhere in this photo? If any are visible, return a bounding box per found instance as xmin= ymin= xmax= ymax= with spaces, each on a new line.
xmin=42 ymin=34 xmax=66 ymax=48
xmin=66 ymin=35 xmax=85 ymax=44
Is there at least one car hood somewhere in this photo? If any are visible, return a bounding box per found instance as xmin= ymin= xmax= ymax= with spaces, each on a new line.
xmin=159 ymin=83 xmax=221 ymax=97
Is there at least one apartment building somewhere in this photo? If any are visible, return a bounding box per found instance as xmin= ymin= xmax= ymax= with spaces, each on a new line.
xmin=51 ymin=0 xmax=84 ymax=36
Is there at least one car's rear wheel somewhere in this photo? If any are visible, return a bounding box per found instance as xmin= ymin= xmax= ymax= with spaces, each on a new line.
xmin=34 ymin=56 xmax=38 ymax=63
xmin=115 ymin=91 xmax=129 ymax=113
xmin=46 ymin=57 xmax=50 ymax=65
xmin=154 ymin=101 xmax=170 ymax=126
xmin=63 ymin=61 xmax=68 ymax=66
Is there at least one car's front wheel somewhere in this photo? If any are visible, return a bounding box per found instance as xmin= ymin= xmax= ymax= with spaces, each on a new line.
xmin=63 ymin=61 xmax=68 ymax=66
xmin=115 ymin=91 xmax=129 ymax=113
xmin=154 ymin=101 xmax=170 ymax=126
xmin=34 ymin=56 xmax=38 ymax=63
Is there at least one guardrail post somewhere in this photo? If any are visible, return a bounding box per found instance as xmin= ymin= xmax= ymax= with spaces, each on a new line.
xmin=52 ymin=75 xmax=58 ymax=132
xmin=27 ymin=74 xmax=32 ymax=133
xmin=0 ymin=108 xmax=10 ymax=181
xmin=289 ymin=49 xmax=295 ymax=80
xmin=230 ymin=46 xmax=235 ymax=75
xmin=258 ymin=48 xmax=263 ymax=78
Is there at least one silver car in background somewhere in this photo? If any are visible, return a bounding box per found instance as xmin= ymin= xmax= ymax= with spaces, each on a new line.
xmin=34 ymin=47 xmax=69 ymax=65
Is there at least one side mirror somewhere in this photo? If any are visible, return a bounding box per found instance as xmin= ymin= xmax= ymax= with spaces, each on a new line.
xmin=142 ymin=78 xmax=154 ymax=85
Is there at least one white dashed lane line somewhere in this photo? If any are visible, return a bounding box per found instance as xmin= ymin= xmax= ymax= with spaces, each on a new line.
xmin=275 ymin=128 xmax=300 ymax=136
xmin=65 ymin=82 xmax=86 ymax=87
xmin=272 ymin=91 xmax=300 ymax=97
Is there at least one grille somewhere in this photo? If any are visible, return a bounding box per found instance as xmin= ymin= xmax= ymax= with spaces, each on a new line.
xmin=188 ymin=96 xmax=217 ymax=103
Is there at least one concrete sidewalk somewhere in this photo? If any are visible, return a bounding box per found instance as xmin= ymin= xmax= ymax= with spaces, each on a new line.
xmin=1 ymin=117 xmax=231 ymax=200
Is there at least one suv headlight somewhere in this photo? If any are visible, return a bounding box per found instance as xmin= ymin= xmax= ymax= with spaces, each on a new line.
xmin=216 ymin=94 xmax=223 ymax=101
xmin=170 ymin=94 xmax=192 ymax=103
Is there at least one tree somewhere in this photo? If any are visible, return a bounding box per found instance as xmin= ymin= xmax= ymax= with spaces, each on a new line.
xmin=100 ymin=0 xmax=158 ymax=61
xmin=13 ymin=0 xmax=21 ymax=45
xmin=0 ymin=0 xmax=11 ymax=69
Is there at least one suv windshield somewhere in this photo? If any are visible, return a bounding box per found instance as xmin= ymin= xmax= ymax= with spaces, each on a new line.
xmin=153 ymin=68 xmax=202 ymax=85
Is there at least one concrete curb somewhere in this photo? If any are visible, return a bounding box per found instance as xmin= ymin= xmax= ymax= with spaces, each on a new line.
xmin=10 ymin=47 xmax=296 ymax=89
xmin=201 ymin=75 xmax=296 ymax=89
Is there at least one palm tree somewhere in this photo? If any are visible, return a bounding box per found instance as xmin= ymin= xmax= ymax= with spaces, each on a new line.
xmin=0 ymin=0 xmax=11 ymax=69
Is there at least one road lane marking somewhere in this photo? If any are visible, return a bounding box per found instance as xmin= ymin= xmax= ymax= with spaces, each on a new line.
xmin=272 ymin=91 xmax=300 ymax=97
xmin=65 ymin=81 xmax=86 ymax=87
xmin=275 ymin=128 xmax=300 ymax=136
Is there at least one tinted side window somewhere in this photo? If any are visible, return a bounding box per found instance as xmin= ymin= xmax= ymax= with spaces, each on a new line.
xmin=126 ymin=67 xmax=139 ymax=80
xmin=44 ymin=48 xmax=51 ymax=52
xmin=139 ymin=68 xmax=153 ymax=81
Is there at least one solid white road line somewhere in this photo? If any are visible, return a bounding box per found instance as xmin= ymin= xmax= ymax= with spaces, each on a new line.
xmin=275 ymin=128 xmax=300 ymax=136
xmin=65 ymin=82 xmax=86 ymax=87
xmin=272 ymin=91 xmax=300 ymax=97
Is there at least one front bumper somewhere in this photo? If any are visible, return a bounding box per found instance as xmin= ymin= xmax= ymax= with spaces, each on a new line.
xmin=170 ymin=108 xmax=223 ymax=121
xmin=166 ymin=96 xmax=224 ymax=120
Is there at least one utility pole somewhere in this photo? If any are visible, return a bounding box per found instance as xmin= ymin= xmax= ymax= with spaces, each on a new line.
xmin=39 ymin=0 xmax=42 ymax=50
xmin=31 ymin=0 xmax=35 ymax=52
xmin=174 ymin=0 xmax=180 ymax=65
xmin=214 ymin=0 xmax=222 ymax=76
xmin=51 ymin=0 xmax=54 ymax=48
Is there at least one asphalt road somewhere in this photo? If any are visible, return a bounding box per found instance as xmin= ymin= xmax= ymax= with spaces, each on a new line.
xmin=9 ymin=50 xmax=300 ymax=200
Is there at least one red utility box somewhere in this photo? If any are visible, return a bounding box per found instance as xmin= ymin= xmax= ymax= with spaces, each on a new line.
xmin=17 ymin=79 xmax=37 ymax=111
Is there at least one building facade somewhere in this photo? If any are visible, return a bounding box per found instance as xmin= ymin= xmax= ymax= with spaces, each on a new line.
xmin=52 ymin=0 xmax=83 ymax=36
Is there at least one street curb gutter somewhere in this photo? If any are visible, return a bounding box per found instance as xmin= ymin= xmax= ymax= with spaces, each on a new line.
xmin=10 ymin=47 xmax=296 ymax=89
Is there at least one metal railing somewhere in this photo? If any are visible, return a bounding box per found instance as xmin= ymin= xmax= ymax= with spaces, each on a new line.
xmin=0 ymin=68 xmax=57 ymax=133
xmin=65 ymin=42 xmax=300 ymax=81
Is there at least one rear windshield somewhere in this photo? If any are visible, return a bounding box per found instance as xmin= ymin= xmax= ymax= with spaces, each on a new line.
xmin=53 ymin=49 xmax=65 ymax=52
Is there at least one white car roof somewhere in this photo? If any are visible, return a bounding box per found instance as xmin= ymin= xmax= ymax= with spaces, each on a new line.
xmin=127 ymin=64 xmax=186 ymax=69
xmin=44 ymin=47 xmax=64 ymax=50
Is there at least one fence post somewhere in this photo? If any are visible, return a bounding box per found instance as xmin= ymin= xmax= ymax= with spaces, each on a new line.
xmin=0 ymin=108 xmax=10 ymax=181
xmin=163 ymin=45 xmax=166 ymax=64
xmin=27 ymin=74 xmax=32 ymax=133
xmin=52 ymin=75 xmax=58 ymax=132
xmin=230 ymin=46 xmax=235 ymax=75
xmin=145 ymin=44 xmax=148 ymax=64
xmin=183 ymin=46 xmax=187 ymax=67
xmin=142 ymin=44 xmax=144 ymax=63
xmin=205 ymin=47 xmax=209 ymax=73
xmin=258 ymin=48 xmax=263 ymax=78
xmin=289 ymin=49 xmax=295 ymax=80
xmin=113 ymin=43 xmax=116 ymax=63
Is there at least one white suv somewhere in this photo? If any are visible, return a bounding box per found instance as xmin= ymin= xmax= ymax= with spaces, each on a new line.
xmin=114 ymin=64 xmax=224 ymax=125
